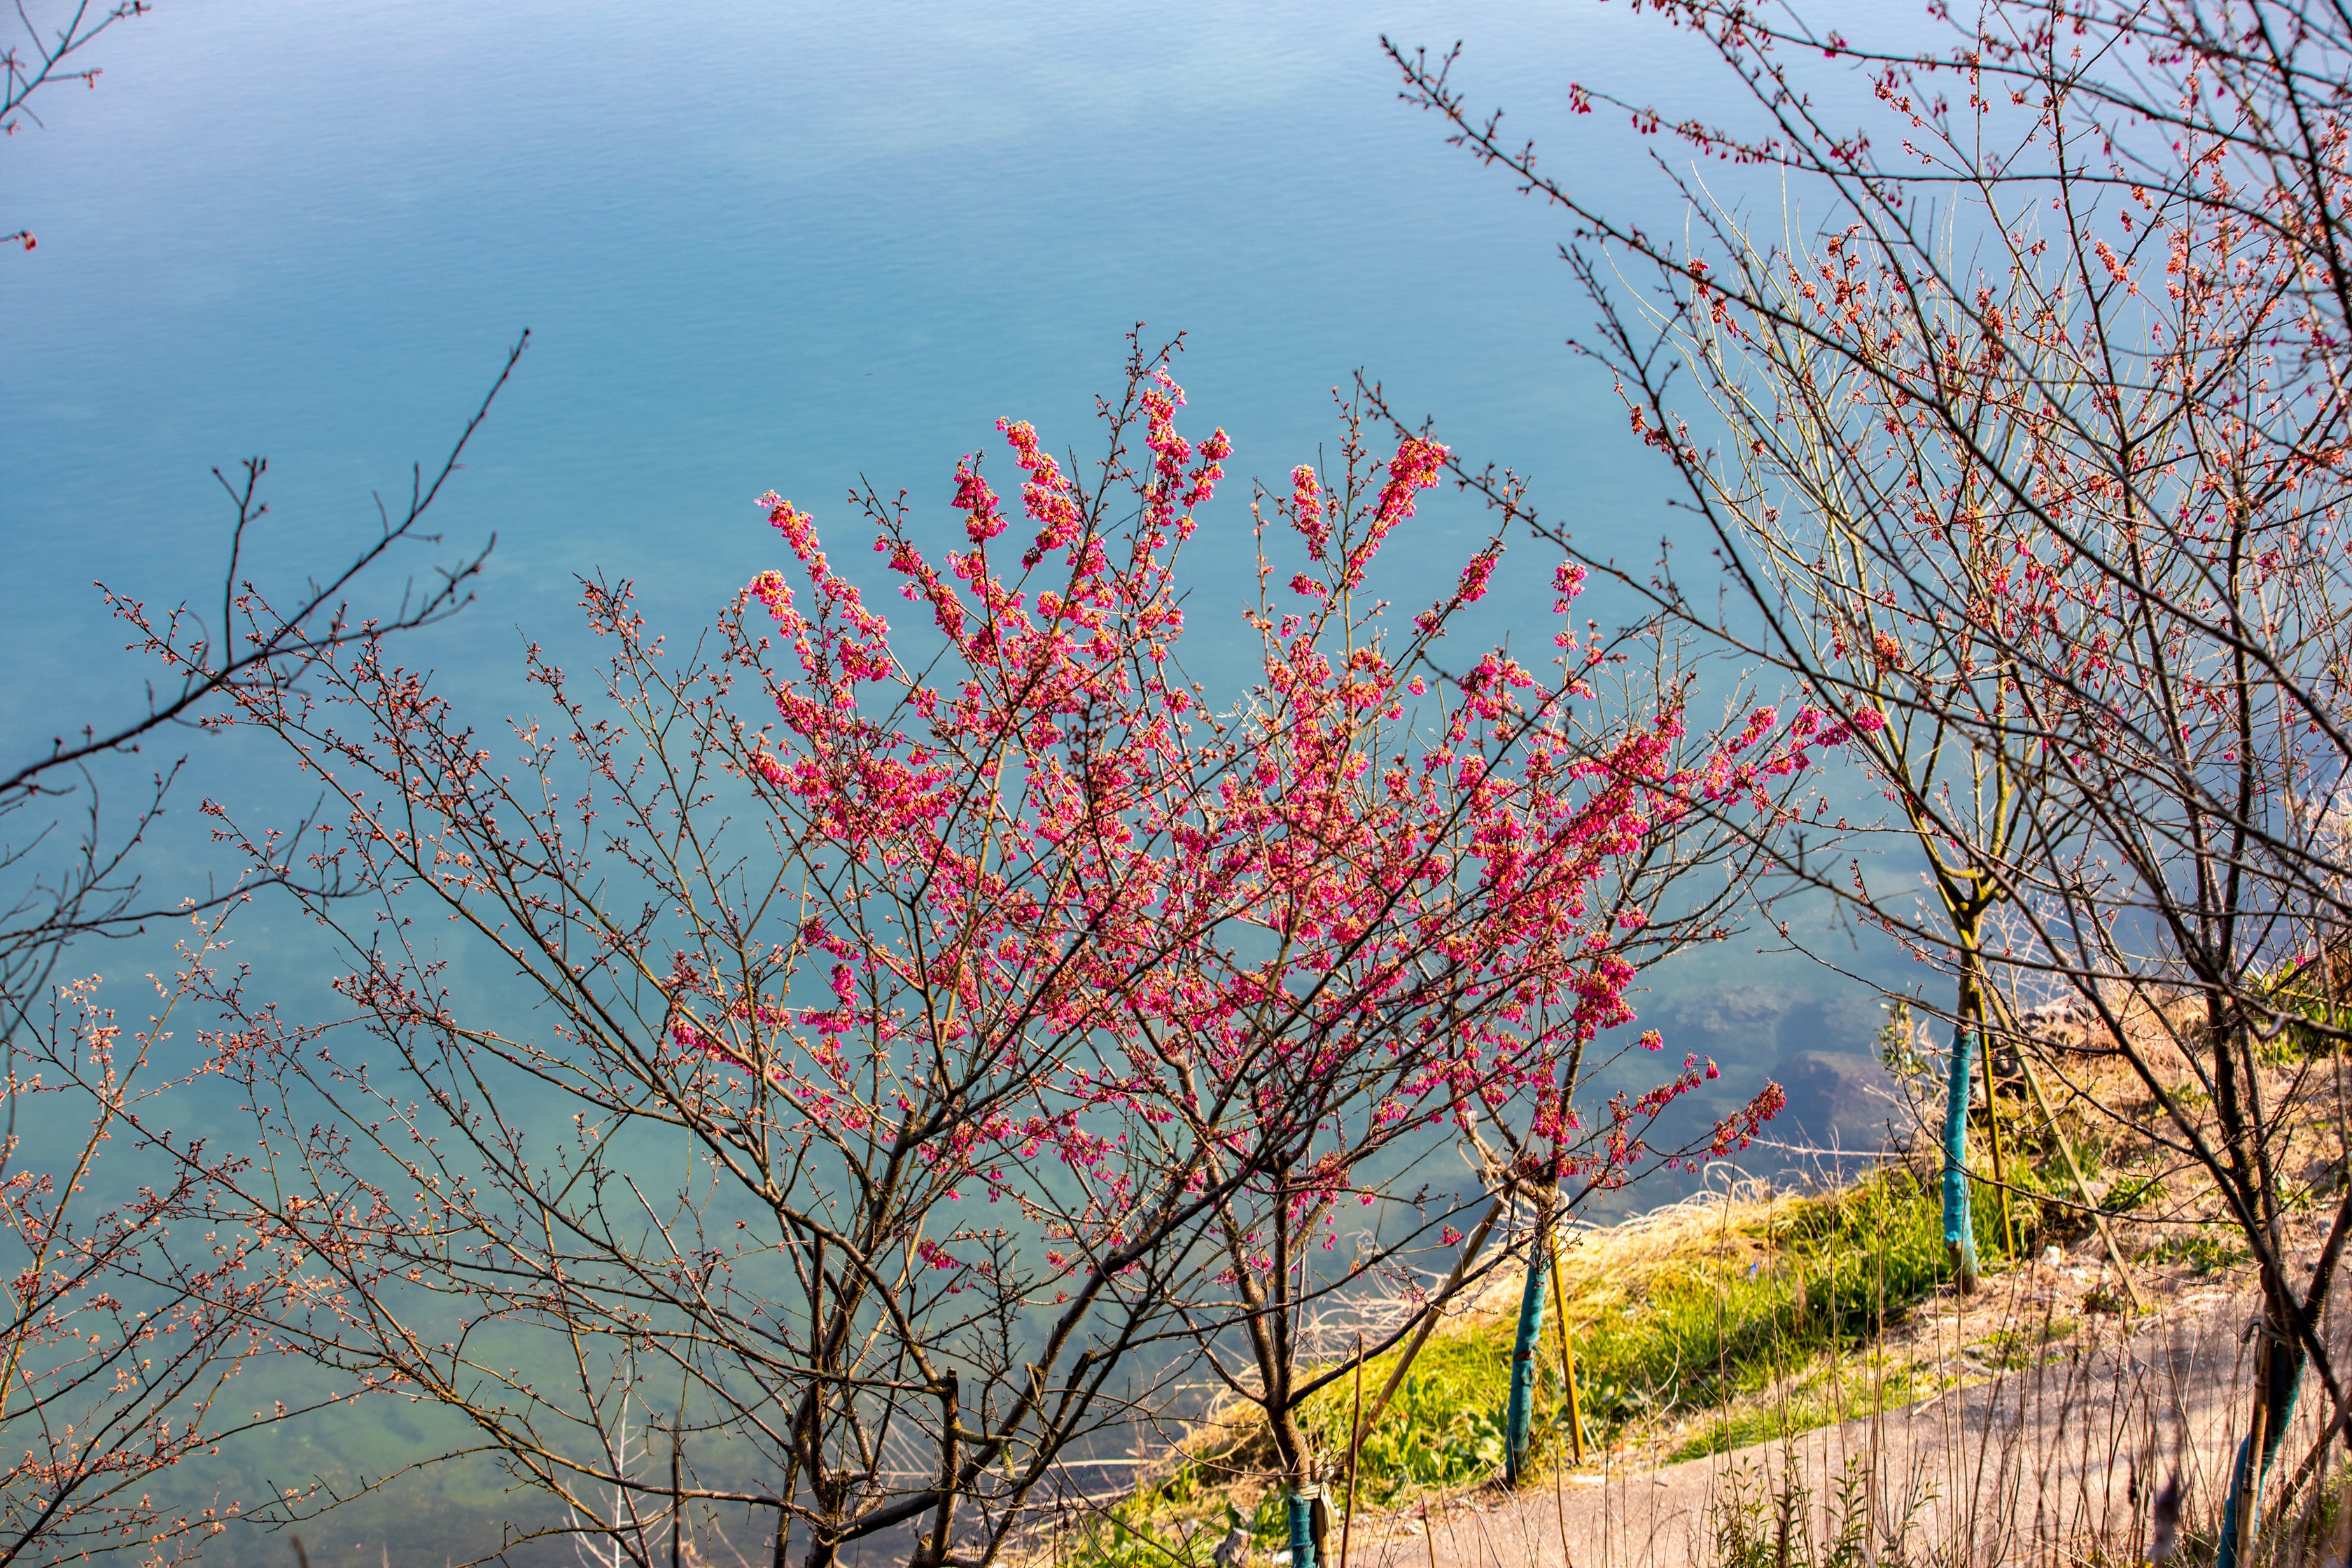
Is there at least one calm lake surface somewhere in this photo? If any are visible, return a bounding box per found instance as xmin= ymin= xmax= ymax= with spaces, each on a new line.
xmin=3 ymin=4 xmax=1910 ymax=1561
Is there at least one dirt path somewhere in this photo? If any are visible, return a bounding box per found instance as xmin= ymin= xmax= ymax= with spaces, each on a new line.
xmin=1348 ymin=1266 xmax=2328 ymax=1568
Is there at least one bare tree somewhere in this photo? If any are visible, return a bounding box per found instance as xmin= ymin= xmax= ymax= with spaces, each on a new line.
xmin=1 ymin=336 xmax=521 ymax=1562
xmin=1387 ymin=0 xmax=2352 ymax=1555
xmin=4 ymin=1 xmax=155 ymax=248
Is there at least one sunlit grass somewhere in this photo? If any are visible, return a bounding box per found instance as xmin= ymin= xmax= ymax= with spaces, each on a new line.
xmin=1061 ymin=1163 xmax=2052 ymax=1566
xmin=1207 ymin=1166 xmax=2024 ymax=1506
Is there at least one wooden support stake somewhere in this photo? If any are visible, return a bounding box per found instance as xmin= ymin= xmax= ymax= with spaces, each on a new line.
xmin=1340 ymin=1333 xmax=1364 ymax=1568
xmin=1548 ymin=1235 xmax=1586 ymax=1466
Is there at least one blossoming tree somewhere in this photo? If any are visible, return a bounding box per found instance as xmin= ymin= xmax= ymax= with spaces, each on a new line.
xmin=189 ymin=340 xmax=1812 ymax=1565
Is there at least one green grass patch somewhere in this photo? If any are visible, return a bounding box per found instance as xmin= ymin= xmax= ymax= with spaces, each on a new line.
xmin=2101 ymin=1173 xmax=2165 ymax=1214
xmin=1287 ymin=1168 xmax=2017 ymax=1496
xmin=1152 ymin=1318 xmax=1526 ymax=1511
xmin=2143 ymin=1228 xmax=2248 ymax=1275
xmin=1129 ymin=1162 xmax=2040 ymax=1541
xmin=1296 ymin=1320 xmax=1518 ymax=1503
xmin=2255 ymin=958 xmax=2351 ymax=1064
xmin=1974 ymin=1317 xmax=2078 ymax=1369
xmin=1047 ymin=1495 xmax=1287 ymax=1568
xmin=1558 ymin=1168 xmax=2010 ymax=1441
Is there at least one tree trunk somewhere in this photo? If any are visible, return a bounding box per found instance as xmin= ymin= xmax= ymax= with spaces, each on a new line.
xmin=1942 ymin=941 xmax=1983 ymax=1294
xmin=1504 ymin=1188 xmax=1556 ymax=1485
xmin=1940 ymin=1021 xmax=1980 ymax=1292
xmin=2216 ymin=1298 xmax=2306 ymax=1568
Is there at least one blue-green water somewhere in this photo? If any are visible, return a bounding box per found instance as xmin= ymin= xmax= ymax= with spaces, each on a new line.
xmin=3 ymin=4 xmax=1914 ymax=1562
xmin=7 ymin=0 xmax=1690 ymax=716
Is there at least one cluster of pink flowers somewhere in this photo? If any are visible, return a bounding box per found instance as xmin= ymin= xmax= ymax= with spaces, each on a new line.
xmin=1709 ymin=1080 xmax=1786 ymax=1156
xmin=1290 ymin=465 xmax=1329 ymax=559
xmin=996 ymin=417 xmax=1084 ymax=566
xmin=755 ymin=492 xmax=895 ymax=691
xmin=704 ymin=360 xmax=1835 ymax=1275
xmin=952 ymin=458 xmax=1007 ymax=545
xmin=1343 ymin=436 xmax=1446 ymax=587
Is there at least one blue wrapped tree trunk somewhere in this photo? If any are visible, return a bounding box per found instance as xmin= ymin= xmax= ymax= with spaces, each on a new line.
xmin=1503 ymin=1231 xmax=1550 ymax=1485
xmin=2216 ymin=1331 xmax=2304 ymax=1568
xmin=1942 ymin=1021 xmax=1979 ymax=1292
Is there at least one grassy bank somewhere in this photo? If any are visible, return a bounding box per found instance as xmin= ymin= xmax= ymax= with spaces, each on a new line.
xmin=1270 ymin=1165 xmax=2011 ymax=1497
xmin=1048 ymin=1163 xmax=2034 ymax=1565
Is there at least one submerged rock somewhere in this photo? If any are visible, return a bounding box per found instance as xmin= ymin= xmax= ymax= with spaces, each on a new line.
xmin=1768 ymin=1049 xmax=1898 ymax=1174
